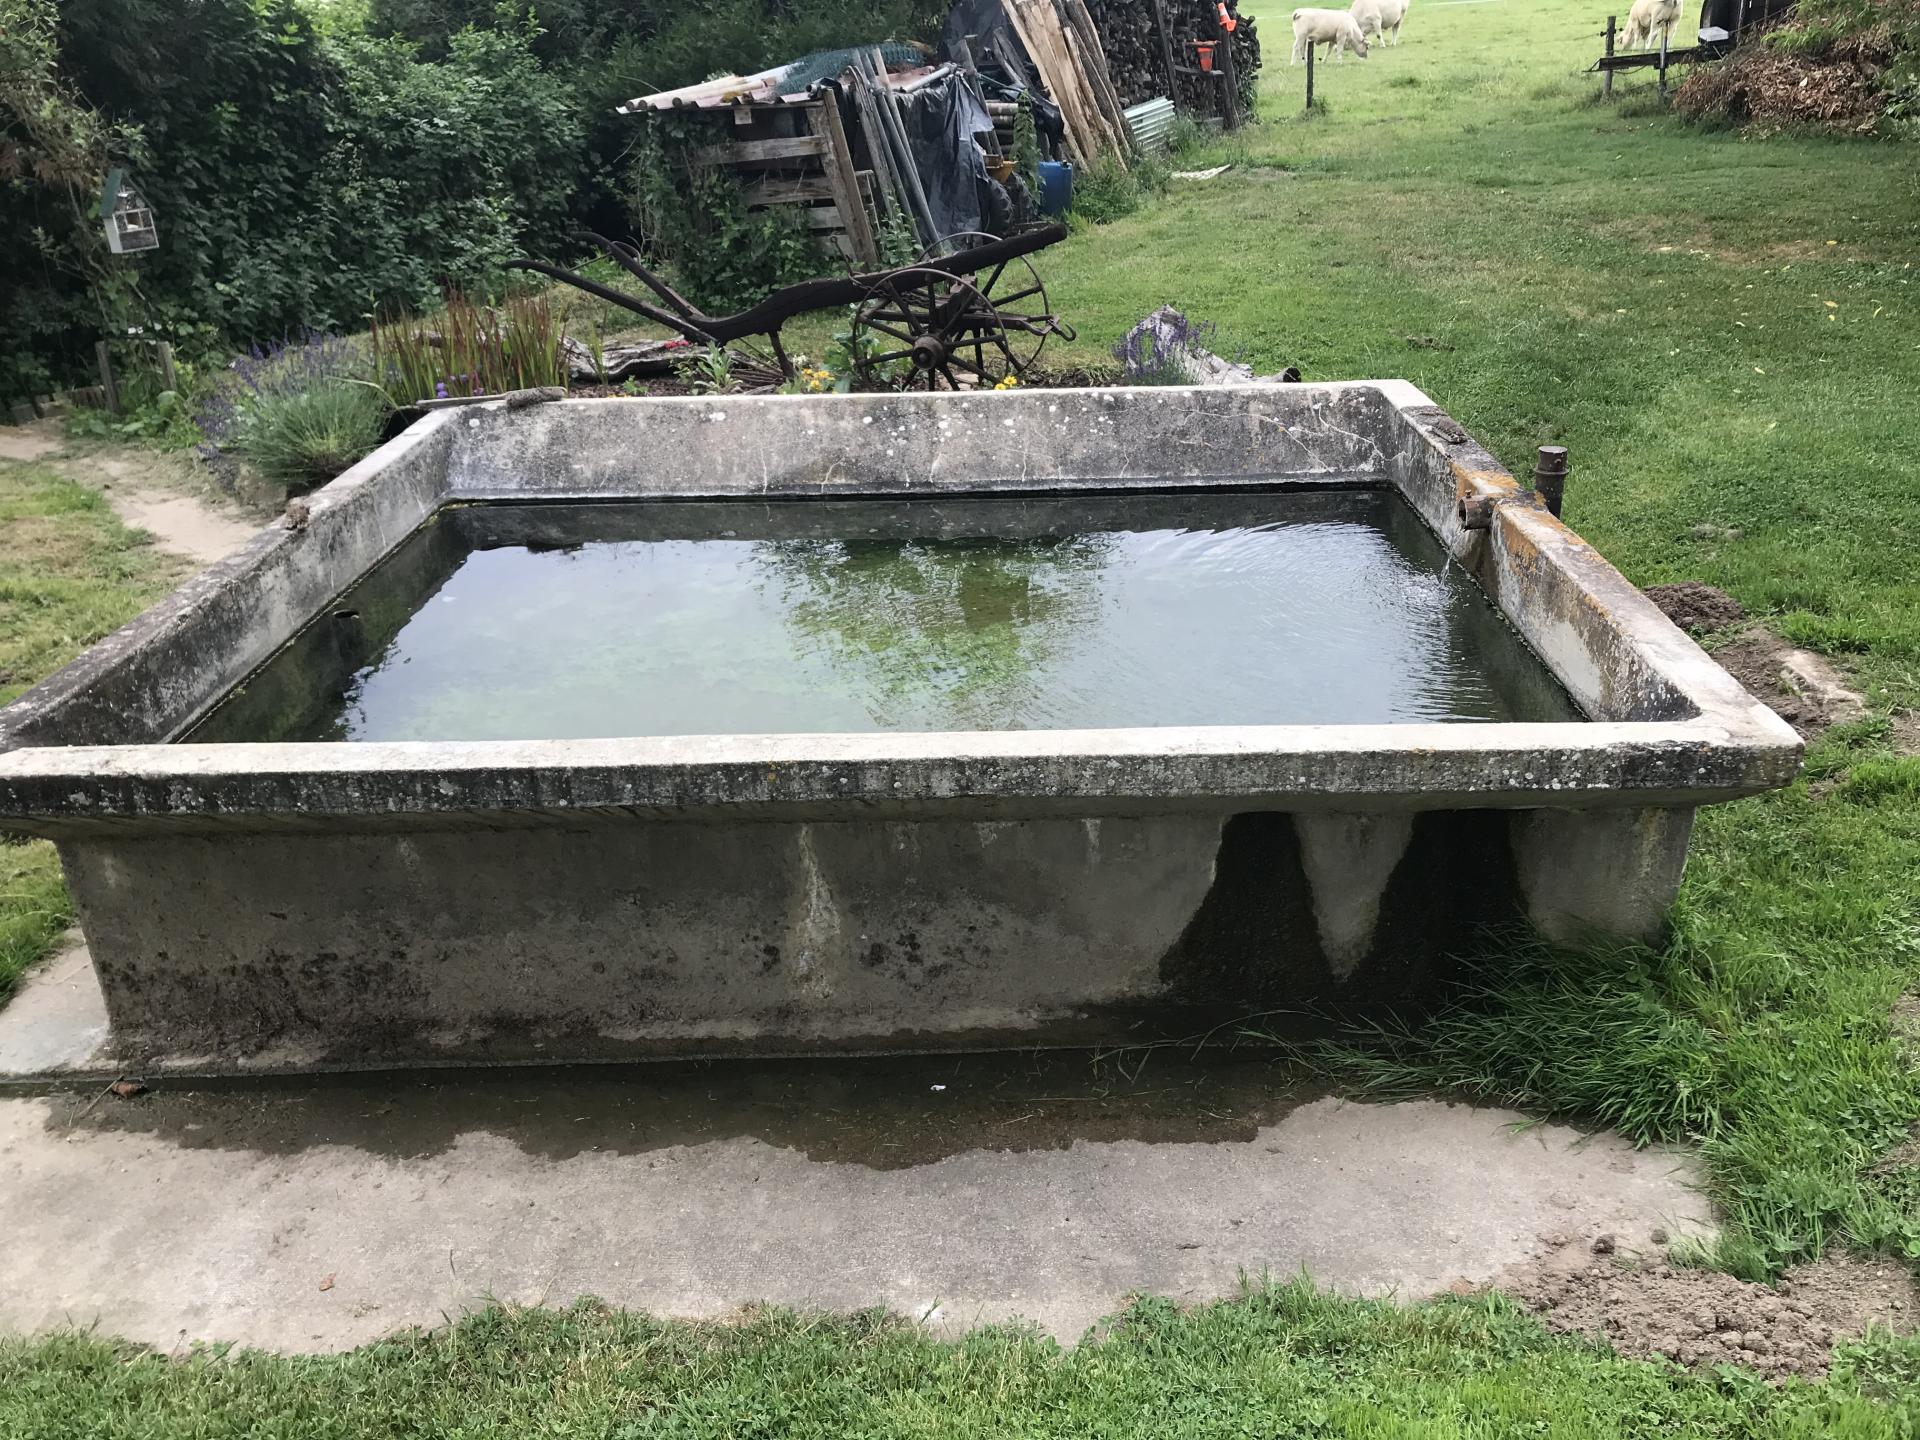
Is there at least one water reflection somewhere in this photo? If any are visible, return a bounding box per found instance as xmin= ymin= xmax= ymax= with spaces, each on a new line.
xmin=754 ymin=534 xmax=1115 ymax=730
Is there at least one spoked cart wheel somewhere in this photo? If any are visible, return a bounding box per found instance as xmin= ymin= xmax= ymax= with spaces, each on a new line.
xmin=919 ymin=232 xmax=1074 ymax=378
xmin=849 ymin=266 xmax=1018 ymax=391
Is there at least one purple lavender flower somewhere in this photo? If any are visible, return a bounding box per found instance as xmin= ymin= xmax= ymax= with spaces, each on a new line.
xmin=195 ymin=330 xmax=367 ymax=460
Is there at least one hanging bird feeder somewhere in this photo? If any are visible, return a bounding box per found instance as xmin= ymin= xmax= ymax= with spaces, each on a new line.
xmin=99 ymin=168 xmax=158 ymax=256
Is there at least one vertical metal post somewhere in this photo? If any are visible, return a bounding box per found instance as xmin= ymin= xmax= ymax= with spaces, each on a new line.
xmin=156 ymin=341 xmax=178 ymax=395
xmin=1603 ymin=16 xmax=1616 ymax=97
xmin=1534 ymin=446 xmax=1569 ymax=518
xmin=1305 ymin=41 xmax=1315 ymax=112
xmin=94 ymin=339 xmax=120 ymax=415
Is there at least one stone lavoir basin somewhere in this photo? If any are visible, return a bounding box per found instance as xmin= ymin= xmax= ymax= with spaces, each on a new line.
xmin=0 ymin=385 xmax=1800 ymax=1077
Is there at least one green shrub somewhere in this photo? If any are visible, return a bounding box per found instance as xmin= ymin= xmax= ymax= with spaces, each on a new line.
xmin=235 ymin=381 xmax=390 ymax=492
xmin=1069 ymin=156 xmax=1143 ymax=224
xmin=628 ymin=121 xmax=829 ymax=312
xmin=2 ymin=0 xmax=583 ymax=391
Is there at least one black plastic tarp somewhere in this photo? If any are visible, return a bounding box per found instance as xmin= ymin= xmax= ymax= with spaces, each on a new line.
xmin=898 ymin=70 xmax=1000 ymax=241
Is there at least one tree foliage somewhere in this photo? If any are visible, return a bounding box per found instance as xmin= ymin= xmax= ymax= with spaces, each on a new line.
xmin=1 ymin=0 xmax=582 ymax=396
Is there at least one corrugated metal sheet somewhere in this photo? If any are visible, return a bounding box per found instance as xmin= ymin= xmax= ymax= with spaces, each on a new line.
xmin=1124 ymin=97 xmax=1176 ymax=154
xmin=616 ymin=46 xmax=934 ymax=113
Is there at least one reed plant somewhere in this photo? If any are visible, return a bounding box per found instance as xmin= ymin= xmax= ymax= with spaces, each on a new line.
xmin=370 ymin=293 xmax=566 ymax=406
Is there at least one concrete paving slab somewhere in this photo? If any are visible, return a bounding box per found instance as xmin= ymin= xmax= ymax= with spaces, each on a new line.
xmin=0 ymin=1054 xmax=1711 ymax=1353
xmin=0 ymin=937 xmax=109 ymax=1078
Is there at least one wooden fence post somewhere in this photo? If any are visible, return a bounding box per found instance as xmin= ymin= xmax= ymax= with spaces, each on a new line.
xmin=1657 ymin=29 xmax=1669 ymax=96
xmin=156 ymin=341 xmax=178 ymax=395
xmin=1305 ymin=41 xmax=1315 ymax=112
xmin=1604 ymin=16 xmax=1616 ymax=97
xmin=94 ymin=340 xmax=120 ymax=415
xmin=1218 ymin=12 xmax=1242 ymax=130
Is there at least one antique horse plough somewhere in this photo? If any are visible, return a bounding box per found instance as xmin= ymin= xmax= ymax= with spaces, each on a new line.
xmin=511 ymin=225 xmax=1076 ymax=392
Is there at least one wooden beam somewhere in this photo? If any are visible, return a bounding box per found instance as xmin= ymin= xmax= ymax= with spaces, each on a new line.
xmin=1063 ymin=0 xmax=1134 ymax=154
xmin=811 ymin=96 xmax=878 ymax=265
xmin=692 ymin=135 xmax=827 ymax=165
xmin=1001 ymin=0 xmax=1089 ymax=168
xmin=741 ymin=174 xmax=838 ymax=206
xmin=1147 ymin=0 xmax=1180 ymax=100
xmin=1217 ymin=10 xmax=1242 ymax=130
xmin=849 ymin=77 xmax=904 ymax=223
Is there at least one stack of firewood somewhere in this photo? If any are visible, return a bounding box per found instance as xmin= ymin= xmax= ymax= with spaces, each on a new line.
xmin=1081 ymin=0 xmax=1260 ymax=115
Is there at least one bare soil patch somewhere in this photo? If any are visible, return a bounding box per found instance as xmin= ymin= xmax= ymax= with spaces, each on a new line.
xmin=1644 ymin=582 xmax=1747 ymax=635
xmin=0 ymin=421 xmax=61 ymax=462
xmin=1503 ymin=1248 xmax=1920 ymax=1380
xmin=51 ymin=450 xmax=265 ymax=569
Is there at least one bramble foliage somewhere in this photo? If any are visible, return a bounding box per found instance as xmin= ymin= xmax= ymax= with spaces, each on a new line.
xmin=628 ymin=117 xmax=828 ymax=313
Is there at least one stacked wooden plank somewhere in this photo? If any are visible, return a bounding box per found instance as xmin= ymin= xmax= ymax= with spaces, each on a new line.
xmin=1000 ymin=0 xmax=1135 ymax=168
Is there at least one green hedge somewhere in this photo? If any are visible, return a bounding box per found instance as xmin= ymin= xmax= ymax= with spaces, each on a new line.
xmin=3 ymin=0 xmax=583 ymax=397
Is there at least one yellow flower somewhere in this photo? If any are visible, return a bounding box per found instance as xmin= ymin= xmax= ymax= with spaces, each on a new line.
xmin=995 ymin=374 xmax=1019 ymax=390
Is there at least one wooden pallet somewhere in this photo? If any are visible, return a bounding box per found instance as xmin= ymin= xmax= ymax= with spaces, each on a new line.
xmin=690 ymin=98 xmax=880 ymax=265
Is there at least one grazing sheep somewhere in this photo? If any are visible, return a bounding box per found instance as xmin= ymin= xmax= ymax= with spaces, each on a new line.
xmin=1292 ymin=7 xmax=1370 ymax=63
xmin=1350 ymin=0 xmax=1411 ymax=47
xmin=1620 ymin=0 xmax=1680 ymax=49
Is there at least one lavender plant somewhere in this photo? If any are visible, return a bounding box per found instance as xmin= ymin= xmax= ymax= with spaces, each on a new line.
xmin=195 ymin=331 xmax=368 ymax=458
xmin=196 ymin=331 xmax=389 ymax=492
xmin=1112 ymin=310 xmax=1226 ymax=386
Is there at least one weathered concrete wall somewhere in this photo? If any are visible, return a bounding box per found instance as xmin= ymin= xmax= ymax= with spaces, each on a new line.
xmin=61 ymin=805 xmax=1542 ymax=1065
xmin=0 ymin=413 xmax=456 ymax=750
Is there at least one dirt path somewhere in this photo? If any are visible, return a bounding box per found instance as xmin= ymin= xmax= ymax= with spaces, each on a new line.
xmin=0 ymin=419 xmax=264 ymax=569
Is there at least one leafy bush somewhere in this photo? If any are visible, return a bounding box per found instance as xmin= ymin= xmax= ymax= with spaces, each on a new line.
xmin=1069 ymin=157 xmax=1144 ymax=224
xmin=194 ymin=331 xmax=387 ymax=489
xmin=629 ymin=120 xmax=829 ymax=312
xmin=233 ymin=381 xmax=390 ymax=492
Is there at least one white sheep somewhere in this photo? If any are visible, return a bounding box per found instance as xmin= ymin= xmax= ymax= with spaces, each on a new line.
xmin=1619 ymin=0 xmax=1680 ymax=50
xmin=1292 ymin=7 xmax=1370 ymax=63
xmin=1350 ymin=0 xmax=1411 ymax=47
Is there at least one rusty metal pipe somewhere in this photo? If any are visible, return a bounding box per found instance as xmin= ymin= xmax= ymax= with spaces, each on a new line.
xmin=1534 ymin=445 xmax=1569 ymax=518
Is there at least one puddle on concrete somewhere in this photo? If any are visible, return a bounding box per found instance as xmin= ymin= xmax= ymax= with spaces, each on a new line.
xmin=45 ymin=1050 xmax=1322 ymax=1167
xmin=187 ymin=490 xmax=1580 ymax=743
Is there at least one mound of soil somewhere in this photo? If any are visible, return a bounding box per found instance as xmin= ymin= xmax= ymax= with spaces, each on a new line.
xmin=1644 ymin=582 xmax=1747 ymax=635
xmin=1503 ymin=1249 xmax=1920 ymax=1380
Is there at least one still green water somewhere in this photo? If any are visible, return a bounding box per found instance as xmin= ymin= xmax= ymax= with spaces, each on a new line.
xmin=187 ymin=491 xmax=1581 ymax=742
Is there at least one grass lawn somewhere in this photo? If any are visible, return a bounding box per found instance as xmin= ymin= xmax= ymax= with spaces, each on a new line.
xmin=0 ymin=459 xmax=186 ymax=998
xmin=2 ymin=0 xmax=1920 ymax=1423
xmin=5 ymin=1286 xmax=1919 ymax=1438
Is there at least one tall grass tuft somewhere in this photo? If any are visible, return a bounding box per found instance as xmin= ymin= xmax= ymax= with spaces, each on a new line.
xmin=371 ymin=293 xmax=566 ymax=406
xmin=1289 ymin=932 xmax=1725 ymax=1146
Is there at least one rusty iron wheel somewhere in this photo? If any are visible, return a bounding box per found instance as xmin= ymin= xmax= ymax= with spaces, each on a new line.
xmin=850 ymin=267 xmax=1016 ymax=392
xmin=920 ymin=232 xmax=1063 ymax=378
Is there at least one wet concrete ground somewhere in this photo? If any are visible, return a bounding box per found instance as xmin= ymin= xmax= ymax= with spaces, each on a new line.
xmin=0 ymin=1048 xmax=1711 ymax=1352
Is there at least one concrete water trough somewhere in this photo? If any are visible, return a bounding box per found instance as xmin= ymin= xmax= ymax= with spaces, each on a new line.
xmin=0 ymin=384 xmax=1801 ymax=1078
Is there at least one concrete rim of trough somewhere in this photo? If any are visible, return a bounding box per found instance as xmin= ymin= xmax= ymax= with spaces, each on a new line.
xmin=0 ymin=382 xmax=1802 ymax=834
